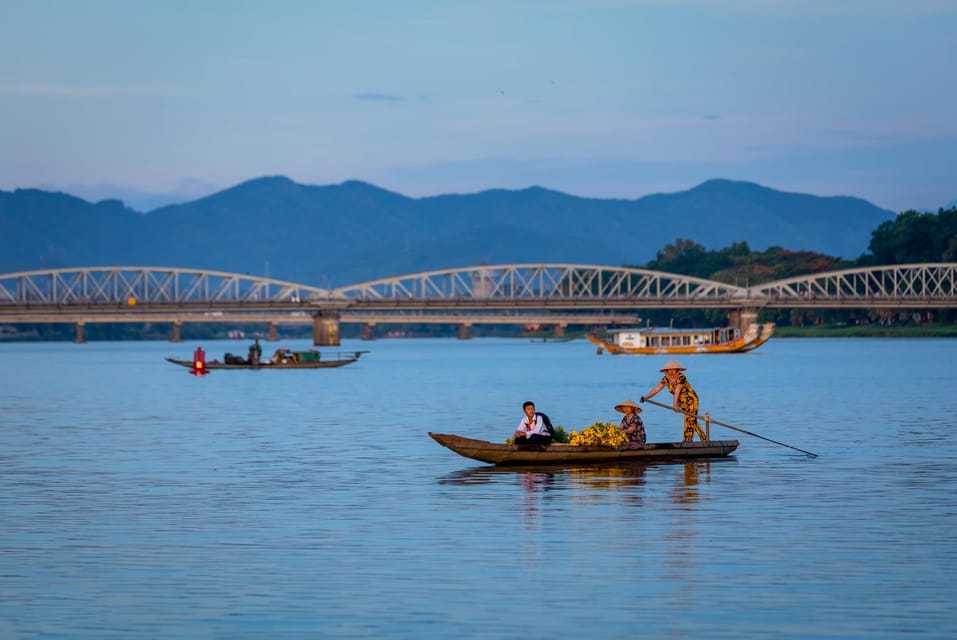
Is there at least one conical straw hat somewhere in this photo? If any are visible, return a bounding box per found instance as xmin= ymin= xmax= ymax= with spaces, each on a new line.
xmin=659 ymin=359 xmax=686 ymax=372
xmin=614 ymin=398 xmax=642 ymax=413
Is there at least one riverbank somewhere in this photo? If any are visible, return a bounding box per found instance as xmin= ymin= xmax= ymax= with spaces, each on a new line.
xmin=772 ymin=323 xmax=957 ymax=338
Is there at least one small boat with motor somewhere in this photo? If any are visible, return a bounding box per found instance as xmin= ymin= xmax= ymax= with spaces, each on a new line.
xmin=588 ymin=322 xmax=774 ymax=355
xmin=428 ymin=432 xmax=738 ymax=466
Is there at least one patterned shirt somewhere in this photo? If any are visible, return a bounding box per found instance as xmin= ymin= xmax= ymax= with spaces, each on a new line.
xmin=620 ymin=413 xmax=646 ymax=445
xmin=662 ymin=372 xmax=698 ymax=405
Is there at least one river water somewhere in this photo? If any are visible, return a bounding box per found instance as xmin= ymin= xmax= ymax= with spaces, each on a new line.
xmin=1 ymin=337 xmax=955 ymax=639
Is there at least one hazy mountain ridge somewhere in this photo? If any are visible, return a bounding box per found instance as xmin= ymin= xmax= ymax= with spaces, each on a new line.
xmin=0 ymin=177 xmax=897 ymax=286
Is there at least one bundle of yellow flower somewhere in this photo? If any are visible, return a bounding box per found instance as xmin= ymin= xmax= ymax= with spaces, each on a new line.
xmin=568 ymin=421 xmax=628 ymax=447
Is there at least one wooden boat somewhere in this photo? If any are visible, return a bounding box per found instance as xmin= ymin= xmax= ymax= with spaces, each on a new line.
xmin=588 ymin=322 xmax=774 ymax=355
xmin=166 ymin=348 xmax=367 ymax=370
xmin=737 ymin=323 xmax=776 ymax=352
xmin=429 ymin=432 xmax=738 ymax=466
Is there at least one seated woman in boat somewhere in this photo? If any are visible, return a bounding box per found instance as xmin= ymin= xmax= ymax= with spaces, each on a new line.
xmin=513 ymin=401 xmax=552 ymax=445
xmin=615 ymin=399 xmax=646 ymax=447
xmin=642 ymin=359 xmax=707 ymax=442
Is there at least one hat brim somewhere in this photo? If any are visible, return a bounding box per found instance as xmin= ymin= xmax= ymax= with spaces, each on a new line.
xmin=659 ymin=359 xmax=686 ymax=372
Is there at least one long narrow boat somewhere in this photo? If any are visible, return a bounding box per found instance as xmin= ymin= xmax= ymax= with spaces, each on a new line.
xmin=429 ymin=432 xmax=738 ymax=466
xmin=588 ymin=322 xmax=774 ymax=355
xmin=165 ymin=349 xmax=367 ymax=370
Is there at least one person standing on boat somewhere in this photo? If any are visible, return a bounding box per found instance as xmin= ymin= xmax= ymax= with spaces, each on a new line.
xmin=615 ymin=399 xmax=646 ymax=447
xmin=249 ymin=337 xmax=262 ymax=366
xmin=513 ymin=401 xmax=552 ymax=445
xmin=642 ymin=360 xmax=707 ymax=442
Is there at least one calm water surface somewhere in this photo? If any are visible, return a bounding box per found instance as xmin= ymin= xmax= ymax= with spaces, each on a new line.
xmin=1 ymin=337 xmax=955 ymax=639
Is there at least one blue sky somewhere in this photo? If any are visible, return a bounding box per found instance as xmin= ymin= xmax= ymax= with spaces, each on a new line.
xmin=1 ymin=0 xmax=955 ymax=212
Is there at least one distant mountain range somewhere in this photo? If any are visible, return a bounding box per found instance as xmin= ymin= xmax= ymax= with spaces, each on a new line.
xmin=34 ymin=178 xmax=219 ymax=213
xmin=0 ymin=177 xmax=897 ymax=286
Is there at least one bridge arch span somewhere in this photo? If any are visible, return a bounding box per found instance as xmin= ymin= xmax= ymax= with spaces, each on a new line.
xmin=334 ymin=263 xmax=751 ymax=302
xmin=0 ymin=266 xmax=339 ymax=305
xmin=751 ymin=262 xmax=957 ymax=302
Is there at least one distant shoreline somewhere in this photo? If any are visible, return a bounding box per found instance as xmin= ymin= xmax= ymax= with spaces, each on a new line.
xmin=766 ymin=324 xmax=957 ymax=338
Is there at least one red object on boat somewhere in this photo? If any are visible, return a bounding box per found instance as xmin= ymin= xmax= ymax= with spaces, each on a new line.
xmin=190 ymin=346 xmax=209 ymax=376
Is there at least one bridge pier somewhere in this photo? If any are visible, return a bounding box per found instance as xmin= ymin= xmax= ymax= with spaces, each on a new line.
xmin=171 ymin=321 xmax=182 ymax=343
xmin=313 ymin=312 xmax=340 ymax=346
xmin=458 ymin=323 xmax=471 ymax=340
xmin=362 ymin=323 xmax=376 ymax=341
xmin=729 ymin=309 xmax=758 ymax=334
xmin=74 ymin=321 xmax=85 ymax=344
xmin=553 ymin=323 xmax=566 ymax=338
xmin=268 ymin=322 xmax=278 ymax=341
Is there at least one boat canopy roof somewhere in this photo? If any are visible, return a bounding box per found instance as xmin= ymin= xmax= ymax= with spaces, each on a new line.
xmin=607 ymin=326 xmax=731 ymax=335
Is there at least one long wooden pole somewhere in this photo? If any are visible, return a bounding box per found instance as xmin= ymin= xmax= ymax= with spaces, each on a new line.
xmin=641 ymin=397 xmax=818 ymax=458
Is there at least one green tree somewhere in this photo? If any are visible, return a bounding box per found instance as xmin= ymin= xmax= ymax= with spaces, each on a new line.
xmin=644 ymin=238 xmax=734 ymax=278
xmin=864 ymin=207 xmax=957 ymax=264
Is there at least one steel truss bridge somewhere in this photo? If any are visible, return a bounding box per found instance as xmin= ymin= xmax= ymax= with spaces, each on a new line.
xmin=1 ymin=263 xmax=955 ymax=344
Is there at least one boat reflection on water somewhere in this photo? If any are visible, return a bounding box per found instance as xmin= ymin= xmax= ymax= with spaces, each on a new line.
xmin=438 ymin=459 xmax=728 ymax=533
xmin=438 ymin=458 xmax=730 ymax=499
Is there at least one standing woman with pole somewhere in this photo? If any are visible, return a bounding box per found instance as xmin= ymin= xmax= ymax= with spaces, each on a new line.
xmin=642 ymin=359 xmax=707 ymax=442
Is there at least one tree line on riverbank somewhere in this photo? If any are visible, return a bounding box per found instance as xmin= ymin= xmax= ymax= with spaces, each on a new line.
xmin=636 ymin=206 xmax=957 ymax=330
